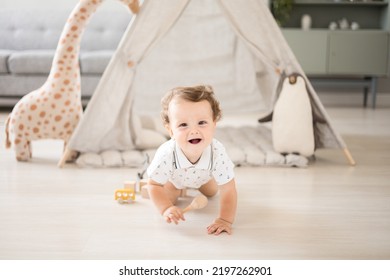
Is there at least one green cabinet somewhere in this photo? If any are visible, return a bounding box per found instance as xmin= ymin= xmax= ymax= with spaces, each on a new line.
xmin=328 ymin=31 xmax=389 ymax=76
xmin=283 ymin=29 xmax=390 ymax=76
xmin=283 ymin=29 xmax=328 ymax=74
xmin=277 ymin=0 xmax=390 ymax=76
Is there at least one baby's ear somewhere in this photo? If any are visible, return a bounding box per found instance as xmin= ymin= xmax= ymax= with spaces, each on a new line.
xmin=165 ymin=124 xmax=173 ymax=137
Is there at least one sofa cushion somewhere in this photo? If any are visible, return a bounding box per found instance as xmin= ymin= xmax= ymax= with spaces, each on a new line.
xmin=0 ymin=75 xmax=101 ymax=97
xmin=80 ymin=51 xmax=114 ymax=74
xmin=0 ymin=9 xmax=131 ymax=51
xmin=0 ymin=50 xmax=11 ymax=73
xmin=8 ymin=50 xmax=55 ymax=74
xmin=7 ymin=50 xmax=114 ymax=75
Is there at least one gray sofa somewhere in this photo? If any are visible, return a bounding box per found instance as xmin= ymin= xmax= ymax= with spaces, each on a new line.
xmin=0 ymin=8 xmax=132 ymax=107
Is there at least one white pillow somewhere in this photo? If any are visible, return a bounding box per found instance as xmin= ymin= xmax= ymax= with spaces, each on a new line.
xmin=132 ymin=112 xmax=167 ymax=150
xmin=101 ymin=150 xmax=123 ymax=167
xmin=134 ymin=129 xmax=167 ymax=150
xmin=121 ymin=150 xmax=147 ymax=167
xmin=140 ymin=114 xmax=170 ymax=138
xmin=265 ymin=151 xmax=285 ymax=166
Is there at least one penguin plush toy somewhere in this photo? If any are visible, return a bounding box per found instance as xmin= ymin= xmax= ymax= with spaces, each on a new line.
xmin=272 ymin=74 xmax=315 ymax=157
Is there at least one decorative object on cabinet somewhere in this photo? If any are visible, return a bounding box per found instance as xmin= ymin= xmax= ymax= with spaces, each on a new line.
xmin=301 ymin=14 xmax=312 ymax=30
xmin=329 ymin=21 xmax=338 ymax=30
xmin=338 ymin=18 xmax=349 ymax=30
xmin=351 ymin=21 xmax=360 ymax=30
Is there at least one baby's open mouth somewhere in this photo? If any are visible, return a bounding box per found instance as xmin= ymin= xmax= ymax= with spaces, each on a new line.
xmin=188 ymin=138 xmax=202 ymax=144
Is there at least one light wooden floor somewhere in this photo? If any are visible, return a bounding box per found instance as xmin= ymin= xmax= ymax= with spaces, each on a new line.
xmin=1 ymin=102 xmax=390 ymax=260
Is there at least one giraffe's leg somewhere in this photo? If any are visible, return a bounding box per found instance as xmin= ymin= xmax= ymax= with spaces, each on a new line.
xmin=4 ymin=115 xmax=12 ymax=149
xmin=14 ymin=138 xmax=32 ymax=161
xmin=28 ymin=141 xmax=32 ymax=158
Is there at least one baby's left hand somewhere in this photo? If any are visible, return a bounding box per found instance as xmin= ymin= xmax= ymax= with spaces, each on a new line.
xmin=207 ymin=218 xmax=232 ymax=235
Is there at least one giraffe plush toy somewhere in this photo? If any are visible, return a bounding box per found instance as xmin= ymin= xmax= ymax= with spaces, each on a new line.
xmin=4 ymin=0 xmax=139 ymax=164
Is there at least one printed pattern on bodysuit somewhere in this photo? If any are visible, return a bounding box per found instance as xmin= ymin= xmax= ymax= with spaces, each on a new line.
xmin=147 ymin=139 xmax=234 ymax=189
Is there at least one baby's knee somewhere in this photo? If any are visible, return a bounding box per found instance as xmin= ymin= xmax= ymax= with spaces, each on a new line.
xmin=199 ymin=183 xmax=218 ymax=197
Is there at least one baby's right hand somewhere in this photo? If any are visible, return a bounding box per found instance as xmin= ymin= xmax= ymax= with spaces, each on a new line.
xmin=162 ymin=206 xmax=185 ymax=224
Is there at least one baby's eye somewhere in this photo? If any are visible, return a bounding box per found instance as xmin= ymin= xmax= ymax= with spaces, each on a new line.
xmin=178 ymin=123 xmax=187 ymax=128
xmin=199 ymin=120 xmax=208 ymax=126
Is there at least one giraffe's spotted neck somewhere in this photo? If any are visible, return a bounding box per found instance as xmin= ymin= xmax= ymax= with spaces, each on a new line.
xmin=49 ymin=0 xmax=103 ymax=81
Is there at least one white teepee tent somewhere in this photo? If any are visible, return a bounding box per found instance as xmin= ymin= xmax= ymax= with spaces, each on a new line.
xmin=62 ymin=0 xmax=355 ymax=167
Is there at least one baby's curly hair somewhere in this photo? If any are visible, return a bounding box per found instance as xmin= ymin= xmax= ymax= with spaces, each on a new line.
xmin=161 ymin=85 xmax=222 ymax=126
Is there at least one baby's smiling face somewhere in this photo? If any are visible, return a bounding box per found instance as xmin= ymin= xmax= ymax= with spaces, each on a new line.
xmin=166 ymin=97 xmax=216 ymax=164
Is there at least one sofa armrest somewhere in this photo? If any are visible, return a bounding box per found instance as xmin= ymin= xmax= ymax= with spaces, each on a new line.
xmin=0 ymin=50 xmax=12 ymax=73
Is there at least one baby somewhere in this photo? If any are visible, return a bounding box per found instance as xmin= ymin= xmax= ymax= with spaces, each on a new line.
xmin=146 ymin=85 xmax=237 ymax=235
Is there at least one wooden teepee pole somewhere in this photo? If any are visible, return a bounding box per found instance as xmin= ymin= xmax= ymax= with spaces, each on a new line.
xmin=343 ymin=148 xmax=356 ymax=166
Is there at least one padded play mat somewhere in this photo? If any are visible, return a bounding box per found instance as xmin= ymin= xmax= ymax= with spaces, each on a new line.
xmin=75 ymin=125 xmax=309 ymax=168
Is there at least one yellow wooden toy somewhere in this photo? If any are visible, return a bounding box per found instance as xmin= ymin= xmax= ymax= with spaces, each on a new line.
xmin=115 ymin=154 xmax=149 ymax=203
xmin=115 ymin=181 xmax=136 ymax=204
xmin=115 ymin=187 xmax=135 ymax=204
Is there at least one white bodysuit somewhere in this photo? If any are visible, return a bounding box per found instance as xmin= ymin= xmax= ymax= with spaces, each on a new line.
xmin=147 ymin=138 xmax=234 ymax=189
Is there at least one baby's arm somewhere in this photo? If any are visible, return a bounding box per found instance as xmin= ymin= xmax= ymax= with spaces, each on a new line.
xmin=147 ymin=179 xmax=185 ymax=224
xmin=207 ymin=179 xmax=237 ymax=235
